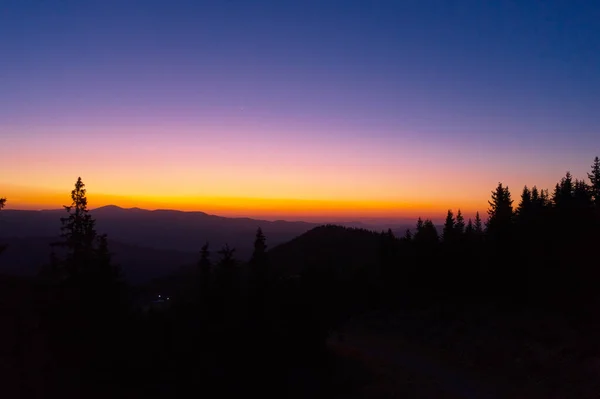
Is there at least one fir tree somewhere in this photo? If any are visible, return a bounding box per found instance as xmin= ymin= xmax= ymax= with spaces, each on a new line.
xmin=216 ymin=244 xmax=237 ymax=288
xmin=0 ymin=198 xmax=6 ymax=255
xmin=573 ymin=179 xmax=592 ymax=209
xmin=442 ymin=210 xmax=456 ymax=242
xmin=416 ymin=217 xmax=424 ymax=234
xmin=455 ymin=209 xmax=465 ymax=235
xmin=403 ymin=228 xmax=412 ymax=241
xmin=465 ymin=218 xmax=474 ymax=236
xmin=197 ymin=242 xmax=211 ymax=297
xmin=250 ymin=228 xmax=269 ymax=299
xmin=55 ymin=177 xmax=98 ymax=277
xmin=517 ymin=185 xmax=533 ymax=223
xmin=473 ymin=211 xmax=483 ymax=235
xmin=217 ymin=244 xmax=236 ymax=267
xmin=588 ymin=156 xmax=600 ymax=207
xmin=486 ymin=183 xmax=514 ymax=238
xmin=250 ymin=227 xmax=268 ymax=267
xmin=414 ymin=219 xmax=438 ymax=244
xmin=553 ymin=171 xmax=575 ymax=210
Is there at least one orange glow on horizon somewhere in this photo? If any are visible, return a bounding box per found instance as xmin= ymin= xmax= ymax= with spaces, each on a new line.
xmin=1 ymin=183 xmax=488 ymax=221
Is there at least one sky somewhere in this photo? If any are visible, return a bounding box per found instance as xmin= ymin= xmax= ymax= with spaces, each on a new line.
xmin=1 ymin=0 xmax=599 ymax=221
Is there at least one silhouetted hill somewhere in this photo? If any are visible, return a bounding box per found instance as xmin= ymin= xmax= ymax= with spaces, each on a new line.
xmin=0 ymin=206 xmax=318 ymax=258
xmin=0 ymin=236 xmax=197 ymax=283
xmin=268 ymin=225 xmax=383 ymax=277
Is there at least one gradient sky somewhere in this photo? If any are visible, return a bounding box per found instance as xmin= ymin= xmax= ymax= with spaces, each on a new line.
xmin=1 ymin=0 xmax=599 ymax=221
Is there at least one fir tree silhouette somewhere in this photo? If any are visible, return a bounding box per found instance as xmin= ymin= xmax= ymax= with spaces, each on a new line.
xmin=553 ymin=172 xmax=574 ymax=209
xmin=465 ymin=218 xmax=474 ymax=237
xmin=588 ymin=156 xmax=600 ymax=208
xmin=473 ymin=211 xmax=483 ymax=235
xmin=198 ymin=242 xmax=212 ymax=299
xmin=455 ymin=209 xmax=465 ymax=236
xmin=250 ymin=227 xmax=268 ymax=272
xmin=0 ymin=197 xmax=6 ymax=255
xmin=414 ymin=218 xmax=438 ymax=244
xmin=442 ymin=209 xmax=456 ymax=242
xmin=486 ymin=182 xmax=514 ymax=241
xmin=249 ymin=228 xmax=270 ymax=327
xmin=517 ymin=185 xmax=532 ymax=222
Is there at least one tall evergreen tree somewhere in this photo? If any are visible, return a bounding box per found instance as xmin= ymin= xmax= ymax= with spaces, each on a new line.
xmin=531 ymin=186 xmax=539 ymax=203
xmin=588 ymin=156 xmax=600 ymax=207
xmin=216 ymin=244 xmax=237 ymax=289
xmin=474 ymin=212 xmax=483 ymax=235
xmin=416 ymin=217 xmax=424 ymax=234
xmin=465 ymin=218 xmax=474 ymax=237
xmin=250 ymin=227 xmax=268 ymax=267
xmin=250 ymin=228 xmax=269 ymax=304
xmin=455 ymin=209 xmax=465 ymax=236
xmin=43 ymin=178 xmax=122 ymax=384
xmin=442 ymin=210 xmax=456 ymax=242
xmin=54 ymin=177 xmax=98 ymax=277
xmin=198 ymin=242 xmax=212 ymax=297
xmin=414 ymin=219 xmax=438 ymax=244
xmin=403 ymin=228 xmax=412 ymax=242
xmin=486 ymin=183 xmax=514 ymax=238
xmin=517 ymin=185 xmax=533 ymax=224
xmin=539 ymin=188 xmax=550 ymax=207
xmin=217 ymin=244 xmax=236 ymax=267
xmin=0 ymin=198 xmax=6 ymax=255
xmin=573 ymin=179 xmax=592 ymax=209
xmin=552 ymin=171 xmax=578 ymax=212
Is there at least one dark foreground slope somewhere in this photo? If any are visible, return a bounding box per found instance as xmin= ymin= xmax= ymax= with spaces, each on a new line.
xmin=268 ymin=225 xmax=382 ymax=277
xmin=0 ymin=237 xmax=197 ymax=283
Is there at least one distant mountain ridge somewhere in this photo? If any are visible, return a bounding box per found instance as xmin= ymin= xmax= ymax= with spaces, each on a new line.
xmin=0 ymin=205 xmax=318 ymax=255
xmin=0 ymin=205 xmax=422 ymax=283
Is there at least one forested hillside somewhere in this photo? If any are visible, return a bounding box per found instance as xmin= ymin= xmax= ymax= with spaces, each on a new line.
xmin=0 ymin=156 xmax=599 ymax=398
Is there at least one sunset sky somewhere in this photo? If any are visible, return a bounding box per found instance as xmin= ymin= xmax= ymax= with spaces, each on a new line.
xmin=1 ymin=0 xmax=599 ymax=221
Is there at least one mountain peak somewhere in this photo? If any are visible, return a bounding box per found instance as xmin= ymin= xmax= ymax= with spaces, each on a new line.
xmin=93 ymin=205 xmax=124 ymax=211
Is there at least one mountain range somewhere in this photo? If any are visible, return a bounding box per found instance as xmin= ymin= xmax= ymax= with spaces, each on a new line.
xmin=0 ymin=205 xmax=417 ymax=283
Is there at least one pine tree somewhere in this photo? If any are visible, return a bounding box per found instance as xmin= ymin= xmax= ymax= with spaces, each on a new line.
xmin=44 ymin=179 xmax=122 ymax=378
xmin=486 ymin=183 xmax=514 ymax=238
xmin=94 ymin=233 xmax=118 ymax=280
xmin=474 ymin=212 xmax=483 ymax=235
xmin=217 ymin=244 xmax=235 ymax=266
xmin=403 ymin=228 xmax=412 ymax=241
xmin=442 ymin=210 xmax=456 ymax=242
xmin=414 ymin=219 xmax=438 ymax=244
xmin=197 ymin=242 xmax=212 ymax=303
xmin=216 ymin=244 xmax=237 ymax=287
xmin=531 ymin=186 xmax=539 ymax=204
xmin=517 ymin=185 xmax=532 ymax=224
xmin=250 ymin=227 xmax=267 ymax=267
xmin=455 ymin=209 xmax=465 ymax=235
xmin=55 ymin=177 xmax=98 ymax=277
xmin=573 ymin=179 xmax=592 ymax=209
xmin=0 ymin=198 xmax=6 ymax=255
xmin=465 ymin=218 xmax=474 ymax=237
xmin=250 ymin=228 xmax=269 ymax=298
xmin=553 ymin=172 xmax=574 ymax=209
xmin=588 ymin=156 xmax=600 ymax=207
xmin=416 ymin=217 xmax=424 ymax=234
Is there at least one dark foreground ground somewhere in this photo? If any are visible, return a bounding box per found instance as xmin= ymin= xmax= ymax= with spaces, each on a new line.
xmin=326 ymin=309 xmax=600 ymax=399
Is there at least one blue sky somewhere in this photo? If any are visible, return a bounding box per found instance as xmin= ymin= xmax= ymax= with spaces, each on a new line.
xmin=1 ymin=0 xmax=599 ymax=217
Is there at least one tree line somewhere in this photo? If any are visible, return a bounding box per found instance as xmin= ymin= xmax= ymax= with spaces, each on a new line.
xmin=0 ymin=156 xmax=599 ymax=398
